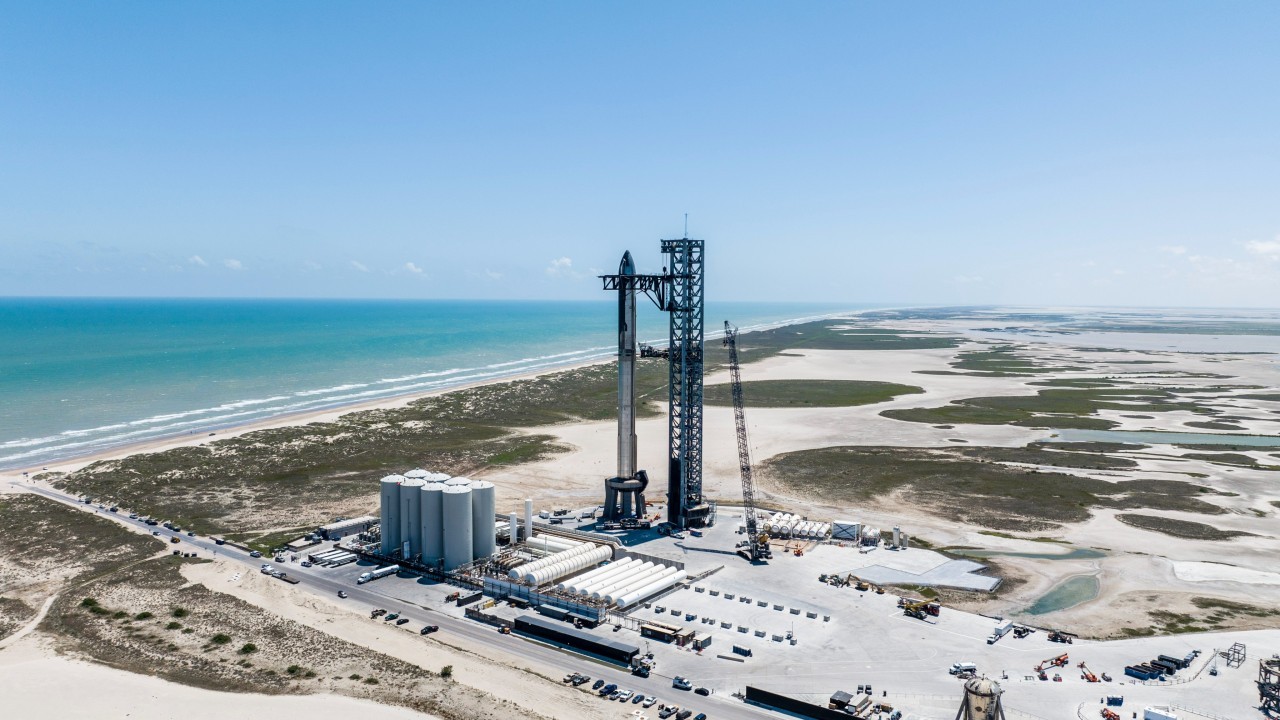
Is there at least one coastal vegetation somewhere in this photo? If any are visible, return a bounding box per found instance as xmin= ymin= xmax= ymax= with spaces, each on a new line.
xmin=759 ymin=445 xmax=1232 ymax=531
xmin=703 ymin=379 xmax=923 ymax=408
xmin=1114 ymin=514 xmax=1255 ymax=540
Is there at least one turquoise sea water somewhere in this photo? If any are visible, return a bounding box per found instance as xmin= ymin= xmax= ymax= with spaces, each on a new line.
xmin=0 ymin=298 xmax=869 ymax=469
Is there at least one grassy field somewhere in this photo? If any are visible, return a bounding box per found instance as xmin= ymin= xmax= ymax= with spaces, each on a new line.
xmin=703 ymin=379 xmax=923 ymax=408
xmin=42 ymin=556 xmax=543 ymax=719
xmin=880 ymin=385 xmax=1218 ymax=431
xmin=758 ymin=446 xmax=1231 ymax=531
xmin=1114 ymin=514 xmax=1255 ymax=540
xmin=0 ymin=494 xmax=161 ymax=641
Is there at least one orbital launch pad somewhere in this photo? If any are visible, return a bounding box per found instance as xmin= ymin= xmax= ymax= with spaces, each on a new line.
xmin=600 ymin=237 xmax=712 ymax=529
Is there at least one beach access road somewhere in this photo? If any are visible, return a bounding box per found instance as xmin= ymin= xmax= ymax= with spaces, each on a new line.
xmin=9 ymin=479 xmax=783 ymax=720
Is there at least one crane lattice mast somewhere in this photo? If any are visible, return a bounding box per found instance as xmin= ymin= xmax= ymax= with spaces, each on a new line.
xmin=724 ymin=321 xmax=769 ymax=562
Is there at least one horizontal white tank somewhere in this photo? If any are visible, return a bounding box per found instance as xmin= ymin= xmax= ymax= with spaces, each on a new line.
xmin=507 ymin=541 xmax=596 ymax=580
xmin=557 ymin=558 xmax=633 ymax=593
xmin=605 ymin=565 xmax=672 ymax=604
xmin=590 ymin=562 xmax=657 ymax=600
xmin=581 ymin=561 xmax=655 ymax=598
xmin=529 ymin=533 xmax=580 ymax=553
xmin=524 ymin=545 xmax=611 ymax=586
xmin=570 ymin=558 xmax=643 ymax=596
xmin=616 ymin=569 xmax=687 ymax=609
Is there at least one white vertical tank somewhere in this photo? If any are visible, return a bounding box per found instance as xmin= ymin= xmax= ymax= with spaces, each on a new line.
xmin=404 ymin=468 xmax=429 ymax=481
xmin=893 ymin=526 xmax=901 ymax=546
xmin=379 ymin=474 xmax=404 ymax=555
xmin=469 ymin=480 xmax=496 ymax=559
xmin=508 ymin=511 xmax=519 ymax=543
xmin=445 ymin=476 xmax=471 ymax=487
xmin=420 ymin=483 xmax=445 ymax=566
xmin=524 ymin=498 xmax=534 ymax=539
xmin=400 ymin=477 xmax=425 ymax=558
xmin=442 ymin=484 xmax=473 ymax=570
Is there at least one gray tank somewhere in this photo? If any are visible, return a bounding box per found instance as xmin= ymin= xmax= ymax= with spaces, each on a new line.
xmin=420 ymin=482 xmax=445 ymax=566
xmin=379 ymin=474 xmax=405 ymax=555
xmin=442 ymin=484 xmax=473 ymax=570
xmin=399 ymin=477 xmax=425 ymax=559
xmin=469 ymin=480 xmax=496 ymax=559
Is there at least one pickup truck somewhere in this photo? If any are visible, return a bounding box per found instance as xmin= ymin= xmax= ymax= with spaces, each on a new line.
xmin=672 ymin=677 xmax=693 ymax=690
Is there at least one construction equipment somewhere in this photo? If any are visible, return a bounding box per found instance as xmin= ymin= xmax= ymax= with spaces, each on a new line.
xmin=1013 ymin=626 xmax=1034 ymax=639
xmin=1034 ymin=654 xmax=1069 ymax=680
xmin=1101 ymin=709 xmax=1120 ymax=720
xmin=902 ymin=598 xmax=941 ymax=620
xmin=723 ymin=321 xmax=770 ymax=562
xmin=1079 ymin=661 xmax=1099 ymax=682
xmin=1048 ymin=629 xmax=1075 ymax=644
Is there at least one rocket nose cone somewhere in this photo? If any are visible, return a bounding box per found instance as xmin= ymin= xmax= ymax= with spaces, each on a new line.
xmin=619 ymin=251 xmax=636 ymax=275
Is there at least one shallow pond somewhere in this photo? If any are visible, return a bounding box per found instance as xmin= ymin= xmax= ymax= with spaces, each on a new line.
xmin=1023 ymin=575 xmax=1100 ymax=615
xmin=1048 ymin=429 xmax=1280 ymax=447
xmin=965 ymin=547 xmax=1105 ymax=561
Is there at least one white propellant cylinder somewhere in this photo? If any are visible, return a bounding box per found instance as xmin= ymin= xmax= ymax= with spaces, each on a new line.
xmin=605 ymin=566 xmax=671 ymax=605
xmin=469 ymin=480 xmax=496 ymax=559
xmin=379 ymin=474 xmax=404 ymax=555
xmin=507 ymin=511 xmax=519 ymax=543
xmin=442 ymin=485 xmax=473 ymax=570
xmin=558 ymin=558 xmax=634 ymax=593
xmin=524 ymin=545 xmax=611 ymax=586
xmin=507 ymin=541 xmax=595 ymax=580
xmin=420 ymin=483 xmax=445 ymax=565
xmin=616 ymin=568 xmax=687 ymax=609
xmin=590 ymin=561 xmax=656 ymax=600
xmin=577 ymin=560 xmax=652 ymax=598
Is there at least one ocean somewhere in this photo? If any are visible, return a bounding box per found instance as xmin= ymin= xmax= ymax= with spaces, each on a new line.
xmin=0 ymin=298 xmax=869 ymax=469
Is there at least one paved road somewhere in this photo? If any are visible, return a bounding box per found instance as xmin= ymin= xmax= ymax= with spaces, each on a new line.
xmin=13 ymin=480 xmax=785 ymax=720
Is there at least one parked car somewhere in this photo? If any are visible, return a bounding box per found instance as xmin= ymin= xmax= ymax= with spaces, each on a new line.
xmin=152 ymin=530 xmax=161 ymax=536
xmin=420 ymin=625 xmax=438 ymax=635
xmin=337 ymin=590 xmax=348 ymax=599
xmin=658 ymin=707 xmax=679 ymax=719
xmin=187 ymin=531 xmax=195 ymax=536
xmin=694 ymin=714 xmax=707 ymax=720
xmin=599 ymin=683 xmax=617 ymax=696
xmin=672 ymin=677 xmax=693 ymax=691
xmin=608 ymin=689 xmax=621 ymax=700
xmin=694 ymin=687 xmax=711 ymax=696
xmin=632 ymin=693 xmax=646 ymax=704
xmin=571 ymin=675 xmax=590 ymax=686
xmin=395 ymin=618 xmax=409 ymax=625
xmin=643 ymin=697 xmax=658 ymax=708
xmin=129 ymin=513 xmax=138 ymax=519
xmin=617 ymin=690 xmax=633 ymax=702
xmin=676 ymin=710 xmax=693 ymax=720
xmin=249 ymin=551 xmax=262 ymax=558
xmin=384 ymin=613 xmax=399 ymax=621
xmin=300 ymin=561 xmax=312 ymax=568
xmin=591 ymin=679 xmax=605 ymax=691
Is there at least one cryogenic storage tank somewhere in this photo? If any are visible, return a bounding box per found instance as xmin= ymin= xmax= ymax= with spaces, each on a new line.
xmin=469 ymin=480 xmax=496 ymax=559
xmin=509 ymin=541 xmax=596 ymax=579
xmin=571 ymin=559 xmax=641 ymax=596
xmin=420 ymin=483 xmax=445 ymax=565
xmin=404 ymin=468 xmax=429 ymax=480
xmin=604 ymin=565 xmax=670 ymax=604
xmin=559 ymin=558 xmax=634 ymax=593
xmin=379 ymin=474 xmax=404 ymax=555
xmin=524 ymin=545 xmax=612 ymax=586
xmin=427 ymin=472 xmax=450 ymax=483
xmin=442 ymin=484 xmax=474 ymax=570
xmin=616 ymin=568 xmax=687 ymax=609
xmin=591 ymin=562 xmax=657 ymax=600
xmin=582 ymin=561 xmax=654 ymax=598
xmin=445 ymin=476 xmax=471 ymax=487
xmin=862 ymin=526 xmax=881 ymax=545
xmin=400 ymin=477 xmax=425 ymax=558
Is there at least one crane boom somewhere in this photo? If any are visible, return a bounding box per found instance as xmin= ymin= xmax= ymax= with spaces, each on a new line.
xmin=724 ymin=321 xmax=770 ymax=562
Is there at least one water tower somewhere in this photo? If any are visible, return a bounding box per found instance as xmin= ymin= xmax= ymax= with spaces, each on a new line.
xmin=955 ymin=676 xmax=1006 ymax=720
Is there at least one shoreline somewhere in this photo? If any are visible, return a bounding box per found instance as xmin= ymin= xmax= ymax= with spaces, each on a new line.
xmin=2 ymin=307 xmax=872 ymax=479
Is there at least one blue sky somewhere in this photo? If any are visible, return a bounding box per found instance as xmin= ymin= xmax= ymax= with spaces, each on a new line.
xmin=2 ymin=2 xmax=1278 ymax=306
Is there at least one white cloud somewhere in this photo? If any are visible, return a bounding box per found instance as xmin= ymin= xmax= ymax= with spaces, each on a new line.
xmin=484 ymin=269 xmax=503 ymax=280
xmin=302 ymin=260 xmax=322 ymax=271
xmin=350 ymin=260 xmax=369 ymax=272
xmin=1245 ymin=238 xmax=1280 ymax=260
xmin=223 ymin=258 xmax=243 ymax=270
xmin=1159 ymin=245 xmax=1188 ymax=255
xmin=188 ymin=255 xmax=207 ymax=267
xmin=545 ymin=256 xmax=582 ymax=278
xmin=403 ymin=261 xmax=425 ymax=275
xmin=953 ymin=274 xmax=984 ymax=284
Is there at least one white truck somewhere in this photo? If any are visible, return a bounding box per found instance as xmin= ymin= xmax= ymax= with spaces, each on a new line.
xmin=357 ymin=564 xmax=401 ymax=584
xmin=949 ymin=662 xmax=977 ymax=676
xmin=987 ymin=620 xmax=1014 ymax=644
